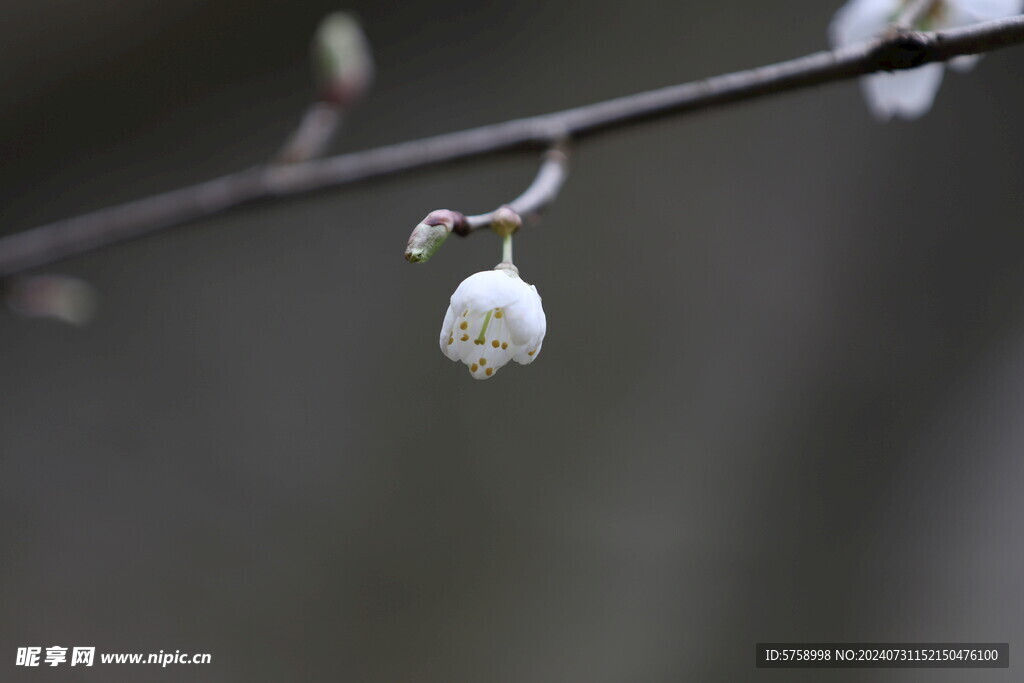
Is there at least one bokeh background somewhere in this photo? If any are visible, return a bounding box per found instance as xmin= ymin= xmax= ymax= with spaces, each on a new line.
xmin=3 ymin=1 xmax=1024 ymax=681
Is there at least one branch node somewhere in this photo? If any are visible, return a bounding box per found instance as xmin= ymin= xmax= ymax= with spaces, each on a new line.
xmin=447 ymin=212 xmax=472 ymax=237
xmin=490 ymin=206 xmax=522 ymax=238
xmin=872 ymin=32 xmax=931 ymax=70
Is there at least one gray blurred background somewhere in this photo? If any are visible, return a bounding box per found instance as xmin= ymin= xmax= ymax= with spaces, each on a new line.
xmin=2 ymin=1 xmax=1024 ymax=681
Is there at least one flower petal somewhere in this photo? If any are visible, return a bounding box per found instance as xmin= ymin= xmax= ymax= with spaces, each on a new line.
xmin=439 ymin=304 xmax=460 ymax=360
xmin=466 ymin=316 xmax=515 ymax=380
xmin=947 ymin=0 xmax=1024 ymax=25
xmin=504 ymin=285 xmax=546 ymax=347
xmin=859 ymin=63 xmax=945 ymax=120
xmin=948 ymin=54 xmax=982 ymax=72
xmin=452 ymin=310 xmax=487 ymax=363
xmin=829 ymin=0 xmax=898 ymax=47
xmin=449 ymin=270 xmax=528 ymax=314
xmin=514 ymin=339 xmax=543 ymax=365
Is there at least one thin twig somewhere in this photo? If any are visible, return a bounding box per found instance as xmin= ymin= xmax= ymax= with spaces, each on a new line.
xmin=275 ymin=102 xmax=346 ymax=164
xmin=3 ymin=15 xmax=1024 ymax=277
xmin=465 ymin=144 xmax=570 ymax=232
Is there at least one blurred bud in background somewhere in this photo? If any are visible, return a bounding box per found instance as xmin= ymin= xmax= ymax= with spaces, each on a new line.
xmin=5 ymin=275 xmax=97 ymax=326
xmin=313 ymin=12 xmax=374 ymax=107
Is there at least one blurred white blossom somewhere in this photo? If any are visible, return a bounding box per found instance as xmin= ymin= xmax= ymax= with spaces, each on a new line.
xmin=440 ymin=269 xmax=545 ymax=380
xmin=6 ymin=275 xmax=97 ymax=326
xmin=830 ymin=0 xmax=1024 ymax=120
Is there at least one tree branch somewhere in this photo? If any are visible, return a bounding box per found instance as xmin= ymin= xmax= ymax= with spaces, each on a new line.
xmin=405 ymin=145 xmax=567 ymax=262
xmin=464 ymin=144 xmax=570 ymax=233
xmin=3 ymin=14 xmax=1024 ymax=277
xmin=275 ymin=102 xmax=346 ymax=164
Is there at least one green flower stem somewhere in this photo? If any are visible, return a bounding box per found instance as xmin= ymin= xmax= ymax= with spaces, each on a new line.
xmin=502 ymin=234 xmax=513 ymax=265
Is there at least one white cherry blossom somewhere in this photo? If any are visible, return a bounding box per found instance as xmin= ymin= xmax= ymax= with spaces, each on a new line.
xmin=440 ymin=267 xmax=546 ymax=380
xmin=830 ymin=0 xmax=1024 ymax=120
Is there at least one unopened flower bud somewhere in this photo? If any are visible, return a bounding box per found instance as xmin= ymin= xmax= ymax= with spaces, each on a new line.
xmin=313 ymin=12 xmax=374 ymax=107
xmin=404 ymin=210 xmax=465 ymax=263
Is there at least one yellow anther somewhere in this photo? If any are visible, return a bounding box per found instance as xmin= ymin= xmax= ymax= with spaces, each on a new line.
xmin=460 ymin=321 xmax=468 ymax=330
xmin=471 ymin=364 xmax=478 ymax=372
xmin=461 ymin=334 xmax=469 ymax=341
xmin=486 ymin=368 xmax=493 ymax=376
xmin=479 ymin=358 xmax=486 ymax=366
xmin=491 ymin=340 xmax=500 ymax=348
